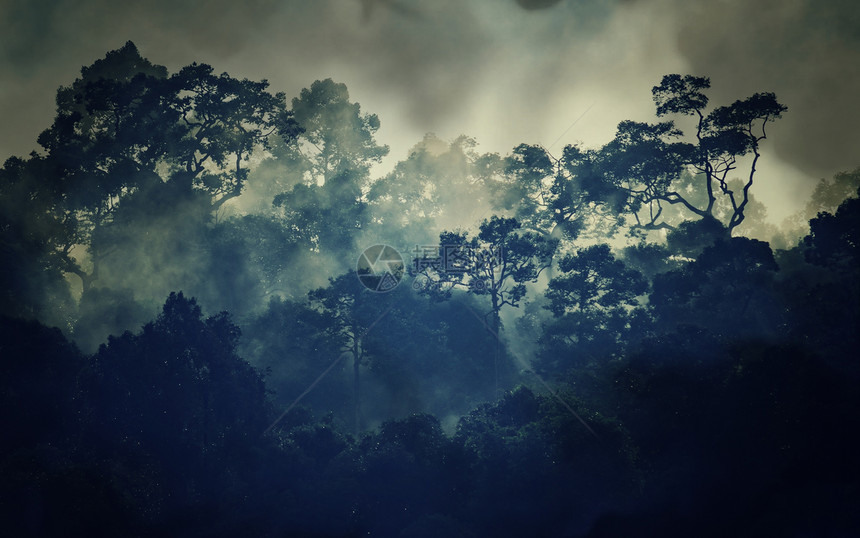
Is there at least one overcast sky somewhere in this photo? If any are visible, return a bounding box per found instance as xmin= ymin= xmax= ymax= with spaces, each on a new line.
xmin=2 ymin=0 xmax=858 ymax=220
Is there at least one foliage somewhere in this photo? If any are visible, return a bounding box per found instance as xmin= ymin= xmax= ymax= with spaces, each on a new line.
xmin=487 ymin=142 xmax=624 ymax=241
xmin=21 ymin=42 xmax=296 ymax=294
xmin=2 ymin=44 xmax=859 ymax=537
xmin=417 ymin=216 xmax=558 ymax=335
xmin=650 ymin=237 xmax=783 ymax=337
xmin=271 ymin=78 xmax=388 ymax=257
xmin=585 ymin=74 xmax=786 ymax=234
xmin=368 ymin=134 xmax=492 ymax=246
xmin=539 ymin=244 xmax=648 ymax=374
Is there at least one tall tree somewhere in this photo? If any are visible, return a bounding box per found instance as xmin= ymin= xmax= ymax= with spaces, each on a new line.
xmin=284 ymin=78 xmax=388 ymax=185
xmin=417 ymin=216 xmax=558 ymax=335
xmin=83 ymin=292 xmax=269 ymax=484
xmin=0 ymin=155 xmax=76 ymax=323
xmin=35 ymin=42 xmax=294 ymax=292
xmin=165 ymin=62 xmax=292 ymax=209
xmin=272 ymin=79 xmax=388 ymax=258
xmin=488 ymin=142 xmax=623 ymax=242
xmin=308 ymin=272 xmax=395 ymax=432
xmin=539 ymin=244 xmax=647 ymax=374
xmin=36 ymin=41 xmax=172 ymax=291
xmin=591 ymin=74 xmax=786 ymax=234
xmin=803 ymin=186 xmax=860 ymax=274
xmin=776 ymin=189 xmax=860 ymax=365
xmin=368 ymin=134 xmax=492 ymax=246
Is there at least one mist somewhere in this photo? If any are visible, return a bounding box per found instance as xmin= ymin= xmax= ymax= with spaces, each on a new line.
xmin=2 ymin=5 xmax=860 ymax=536
xmin=3 ymin=0 xmax=857 ymax=222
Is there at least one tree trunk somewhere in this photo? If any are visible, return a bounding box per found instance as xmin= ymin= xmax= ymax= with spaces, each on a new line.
xmin=490 ymin=291 xmax=501 ymax=398
xmin=489 ymin=292 xmax=501 ymax=336
xmin=66 ymin=263 xmax=95 ymax=295
xmin=353 ymin=339 xmax=361 ymax=434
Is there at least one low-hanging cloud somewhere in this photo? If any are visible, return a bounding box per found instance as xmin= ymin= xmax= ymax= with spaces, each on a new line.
xmin=0 ymin=0 xmax=617 ymax=158
xmin=1 ymin=0 xmax=857 ymax=219
xmin=667 ymin=0 xmax=860 ymax=180
xmin=516 ymin=0 xmax=565 ymax=10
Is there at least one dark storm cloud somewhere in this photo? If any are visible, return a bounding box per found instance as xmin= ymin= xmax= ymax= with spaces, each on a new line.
xmin=516 ymin=0 xmax=565 ymax=10
xmin=670 ymin=0 xmax=860 ymax=179
xmin=1 ymin=0 xmax=856 ymax=199
xmin=0 ymin=0 xmax=282 ymax=157
xmin=0 ymin=0 xmax=618 ymax=160
xmin=0 ymin=0 xmax=499 ymax=157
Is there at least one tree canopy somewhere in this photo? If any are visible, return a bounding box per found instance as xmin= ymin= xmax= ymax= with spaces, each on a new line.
xmin=2 ymin=44 xmax=858 ymax=537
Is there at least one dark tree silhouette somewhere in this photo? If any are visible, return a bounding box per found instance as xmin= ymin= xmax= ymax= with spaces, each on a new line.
xmin=282 ymin=78 xmax=388 ymax=186
xmin=309 ymin=272 xmax=396 ymax=433
xmin=487 ymin=142 xmax=622 ymax=243
xmin=81 ymin=292 xmax=269 ymax=503
xmin=272 ymin=79 xmax=388 ymax=259
xmin=0 ymin=155 xmax=76 ymax=323
xmin=418 ymin=216 xmax=558 ymax=335
xmin=35 ymin=42 xmax=294 ymax=292
xmin=804 ymin=187 xmax=860 ymax=273
xmin=540 ymin=244 xmax=647 ymax=374
xmin=650 ymin=237 xmax=782 ymax=337
xmin=590 ymin=74 xmax=786 ymax=233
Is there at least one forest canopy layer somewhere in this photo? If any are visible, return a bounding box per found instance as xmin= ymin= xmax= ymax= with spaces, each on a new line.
xmin=1 ymin=43 xmax=858 ymax=537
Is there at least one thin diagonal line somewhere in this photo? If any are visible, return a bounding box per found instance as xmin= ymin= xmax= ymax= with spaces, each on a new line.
xmin=263 ymin=351 xmax=349 ymax=436
xmin=461 ymin=302 xmax=599 ymax=440
xmin=262 ymin=298 xmax=400 ymax=435
xmin=546 ymin=102 xmax=594 ymax=151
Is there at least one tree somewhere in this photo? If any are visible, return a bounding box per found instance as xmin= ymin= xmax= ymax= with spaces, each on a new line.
xmin=0 ymin=316 xmax=144 ymax=536
xmin=417 ymin=216 xmax=558 ymax=335
xmin=770 ymin=190 xmax=860 ymax=370
xmin=309 ymin=272 xmax=396 ymax=433
xmin=0 ymin=155 xmax=76 ymax=324
xmin=272 ymin=79 xmax=388 ymax=258
xmin=274 ymin=167 xmax=367 ymax=259
xmin=35 ymin=42 xmax=171 ymax=291
xmin=165 ymin=61 xmax=293 ymax=209
xmin=284 ymin=78 xmax=388 ymax=185
xmin=413 ymin=217 xmax=557 ymax=397
xmin=453 ymin=386 xmax=637 ymax=536
xmin=591 ymin=74 xmax=786 ymax=234
xmin=368 ymin=134 xmax=492 ymax=246
xmin=803 ymin=187 xmax=860 ymax=275
xmin=650 ymin=237 xmax=781 ymax=337
xmin=774 ymin=167 xmax=860 ymax=249
xmin=35 ymin=42 xmax=294 ymax=292
xmin=360 ymin=414 xmax=451 ymax=532
xmin=487 ymin=142 xmax=622 ymax=242
xmin=539 ymin=244 xmax=647 ymax=374
xmin=83 ymin=292 xmax=269 ymax=488
xmin=545 ymin=244 xmax=647 ymax=316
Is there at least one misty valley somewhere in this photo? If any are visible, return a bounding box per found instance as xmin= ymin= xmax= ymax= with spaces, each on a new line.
xmin=1 ymin=43 xmax=859 ymax=537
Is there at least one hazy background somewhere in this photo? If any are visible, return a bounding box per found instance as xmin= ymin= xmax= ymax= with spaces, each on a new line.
xmin=1 ymin=0 xmax=858 ymax=221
